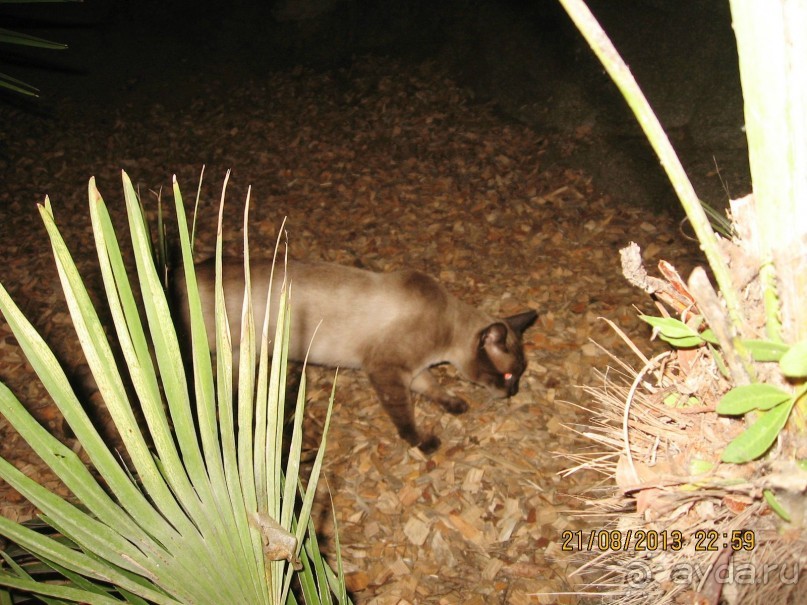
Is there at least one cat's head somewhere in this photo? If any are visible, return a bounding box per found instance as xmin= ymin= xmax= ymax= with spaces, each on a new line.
xmin=464 ymin=310 xmax=538 ymax=398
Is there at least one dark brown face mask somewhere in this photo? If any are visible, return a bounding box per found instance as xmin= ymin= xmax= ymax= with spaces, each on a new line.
xmin=476 ymin=310 xmax=537 ymax=397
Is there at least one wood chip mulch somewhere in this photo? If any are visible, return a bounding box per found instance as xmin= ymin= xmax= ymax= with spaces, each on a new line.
xmin=0 ymin=56 xmax=703 ymax=603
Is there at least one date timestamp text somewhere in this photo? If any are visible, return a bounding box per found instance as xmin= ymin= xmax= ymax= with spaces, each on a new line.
xmin=561 ymin=529 xmax=756 ymax=552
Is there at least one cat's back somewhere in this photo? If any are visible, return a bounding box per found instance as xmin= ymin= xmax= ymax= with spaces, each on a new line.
xmin=285 ymin=261 xmax=450 ymax=327
xmin=177 ymin=257 xmax=458 ymax=368
xmin=282 ymin=261 xmax=453 ymax=366
xmin=288 ymin=261 xmax=447 ymax=305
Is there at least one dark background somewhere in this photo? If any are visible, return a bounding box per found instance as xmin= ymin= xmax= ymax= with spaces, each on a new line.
xmin=1 ymin=0 xmax=750 ymax=213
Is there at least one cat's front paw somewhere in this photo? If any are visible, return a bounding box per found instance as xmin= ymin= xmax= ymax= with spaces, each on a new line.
xmin=417 ymin=434 xmax=441 ymax=454
xmin=440 ymin=396 xmax=469 ymax=415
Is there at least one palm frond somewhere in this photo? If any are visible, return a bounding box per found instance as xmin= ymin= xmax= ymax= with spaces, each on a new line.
xmin=0 ymin=171 xmax=349 ymax=604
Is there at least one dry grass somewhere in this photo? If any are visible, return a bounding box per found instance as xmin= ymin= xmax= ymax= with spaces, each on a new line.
xmin=558 ymin=249 xmax=807 ymax=604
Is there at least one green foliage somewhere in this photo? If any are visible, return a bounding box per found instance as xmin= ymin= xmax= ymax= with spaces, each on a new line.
xmin=0 ymin=171 xmax=349 ymax=604
xmin=639 ymin=315 xmax=805 ymax=464
xmin=0 ymin=0 xmax=74 ymax=96
xmin=697 ymin=199 xmax=733 ymax=238
xmin=638 ymin=315 xmax=707 ymax=348
xmin=716 ymin=384 xmax=792 ymax=415
xmin=639 ymin=328 xmax=805 ymax=466
xmin=780 ymin=339 xmax=807 ymax=378
xmin=662 ymin=392 xmax=700 ymax=409
xmin=763 ymin=489 xmax=792 ymax=523
xmin=740 ymin=339 xmax=789 ymax=363
xmin=720 ymin=394 xmax=799 ymax=464
xmin=638 ymin=315 xmax=794 ymax=362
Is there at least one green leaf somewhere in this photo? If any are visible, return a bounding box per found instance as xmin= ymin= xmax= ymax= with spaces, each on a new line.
xmin=763 ymin=489 xmax=792 ymax=522
xmin=1 ymin=1 xmax=83 ymax=4
xmin=709 ymin=344 xmax=731 ymax=379
xmin=742 ymin=339 xmax=789 ymax=362
xmin=0 ymin=173 xmax=350 ymax=604
xmin=663 ymin=393 xmax=700 ymax=408
xmin=0 ymin=572 xmax=120 ymax=605
xmin=780 ymin=339 xmax=807 ymax=378
xmin=688 ymin=458 xmax=715 ymax=476
xmin=700 ymin=329 xmax=719 ymax=345
xmin=640 ymin=315 xmax=700 ymax=339
xmin=639 ymin=315 xmax=706 ymax=348
xmin=721 ymin=398 xmax=796 ymax=463
xmin=717 ymin=384 xmax=792 ymax=415
xmin=664 ymin=335 xmax=707 ymax=348
xmin=0 ymin=27 xmax=67 ymax=49
xmin=0 ymin=71 xmax=39 ymax=95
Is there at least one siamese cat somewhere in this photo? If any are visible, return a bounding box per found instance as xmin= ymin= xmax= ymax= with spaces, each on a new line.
xmin=173 ymin=259 xmax=537 ymax=453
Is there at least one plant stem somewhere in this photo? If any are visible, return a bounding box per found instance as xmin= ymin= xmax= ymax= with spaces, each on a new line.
xmin=730 ymin=0 xmax=807 ymax=343
xmin=688 ymin=267 xmax=754 ymax=384
xmin=556 ymin=0 xmax=748 ymax=339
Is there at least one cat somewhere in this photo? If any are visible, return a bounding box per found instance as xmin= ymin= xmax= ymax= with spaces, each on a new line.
xmin=172 ymin=258 xmax=537 ymax=453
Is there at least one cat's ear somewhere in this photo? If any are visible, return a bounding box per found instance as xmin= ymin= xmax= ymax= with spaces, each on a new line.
xmin=481 ymin=323 xmax=508 ymax=348
xmin=504 ymin=310 xmax=538 ymax=335
xmin=480 ymin=311 xmax=537 ymax=355
xmin=479 ymin=322 xmax=525 ymax=383
xmin=480 ymin=323 xmax=510 ymax=367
